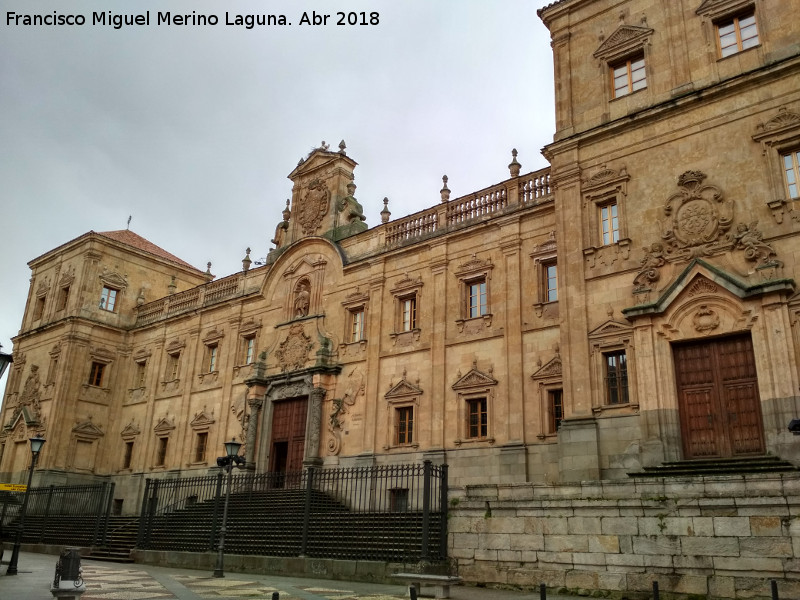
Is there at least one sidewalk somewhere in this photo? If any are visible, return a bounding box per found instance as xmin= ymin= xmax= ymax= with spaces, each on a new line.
xmin=0 ymin=550 xmax=590 ymax=600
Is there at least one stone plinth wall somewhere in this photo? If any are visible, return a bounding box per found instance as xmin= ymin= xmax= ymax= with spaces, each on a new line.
xmin=449 ymin=474 xmax=800 ymax=599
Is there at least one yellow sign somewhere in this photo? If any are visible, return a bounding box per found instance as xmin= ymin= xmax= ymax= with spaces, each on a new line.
xmin=0 ymin=483 xmax=26 ymax=492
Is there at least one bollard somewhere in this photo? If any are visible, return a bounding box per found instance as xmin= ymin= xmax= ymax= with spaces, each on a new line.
xmin=771 ymin=579 xmax=779 ymax=600
xmin=652 ymin=580 xmax=660 ymax=600
xmin=272 ymin=593 xmax=280 ymax=600
xmin=50 ymin=548 xmax=86 ymax=600
xmin=540 ymin=582 xmax=547 ymax=599
xmin=409 ymin=584 xmax=418 ymax=600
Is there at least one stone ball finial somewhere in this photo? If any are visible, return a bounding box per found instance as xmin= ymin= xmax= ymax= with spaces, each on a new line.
xmin=282 ymin=199 xmax=291 ymax=222
xmin=440 ymin=175 xmax=451 ymax=203
xmin=380 ymin=197 xmax=391 ymax=224
xmin=509 ymin=148 xmax=521 ymax=178
xmin=339 ymin=140 xmax=347 ymax=154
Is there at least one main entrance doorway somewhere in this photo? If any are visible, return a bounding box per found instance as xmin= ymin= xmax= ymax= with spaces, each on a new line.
xmin=269 ymin=397 xmax=307 ymax=480
xmin=673 ymin=334 xmax=765 ymax=459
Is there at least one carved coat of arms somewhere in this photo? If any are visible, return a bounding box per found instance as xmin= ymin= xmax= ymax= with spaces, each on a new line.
xmin=296 ymin=180 xmax=330 ymax=235
xmin=276 ymin=324 xmax=313 ymax=372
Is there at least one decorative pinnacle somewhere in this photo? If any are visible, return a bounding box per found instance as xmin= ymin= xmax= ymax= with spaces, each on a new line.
xmin=509 ymin=148 xmax=521 ymax=177
xmin=282 ymin=199 xmax=291 ymax=222
xmin=339 ymin=140 xmax=347 ymax=155
xmin=242 ymin=248 xmax=252 ymax=273
xmin=380 ymin=197 xmax=391 ymax=224
xmin=440 ymin=175 xmax=451 ymax=203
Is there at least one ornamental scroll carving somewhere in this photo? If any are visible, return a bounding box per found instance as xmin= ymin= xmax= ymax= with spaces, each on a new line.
xmin=327 ymin=368 xmax=364 ymax=456
xmin=275 ymin=324 xmax=313 ymax=372
xmin=660 ymin=171 xmax=733 ymax=260
xmin=297 ymin=179 xmax=330 ymax=235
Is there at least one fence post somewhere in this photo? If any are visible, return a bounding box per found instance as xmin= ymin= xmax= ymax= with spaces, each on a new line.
xmin=38 ymin=485 xmax=55 ymax=543
xmin=144 ymin=479 xmax=160 ymax=549
xmin=439 ymin=463 xmax=449 ymax=559
xmin=99 ymin=482 xmax=115 ymax=546
xmin=92 ymin=482 xmax=108 ymax=545
xmin=300 ymin=467 xmax=315 ymax=556
xmin=421 ymin=460 xmax=431 ymax=560
xmin=210 ymin=471 xmax=224 ymax=550
xmin=136 ymin=479 xmax=152 ymax=549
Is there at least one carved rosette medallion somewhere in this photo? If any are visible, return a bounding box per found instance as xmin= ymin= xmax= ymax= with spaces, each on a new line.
xmin=693 ymin=305 xmax=720 ymax=333
xmin=276 ymin=324 xmax=313 ymax=372
xmin=661 ymin=171 xmax=732 ymax=260
xmin=297 ymin=180 xmax=330 ymax=235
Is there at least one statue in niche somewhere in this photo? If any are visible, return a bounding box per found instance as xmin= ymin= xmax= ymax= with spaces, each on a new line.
xmin=294 ymin=282 xmax=311 ymax=317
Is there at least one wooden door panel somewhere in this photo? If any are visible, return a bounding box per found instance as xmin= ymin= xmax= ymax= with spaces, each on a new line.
xmin=682 ymin=387 xmax=719 ymax=458
xmin=674 ymin=335 xmax=764 ymax=459
xmin=270 ymin=397 xmax=307 ymax=473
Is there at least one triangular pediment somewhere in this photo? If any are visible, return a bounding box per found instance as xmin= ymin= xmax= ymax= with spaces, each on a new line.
xmin=72 ymin=420 xmax=104 ymax=439
xmin=594 ymin=25 xmax=653 ymax=60
xmin=99 ymin=270 xmax=128 ymax=290
xmin=120 ymin=422 xmax=141 ymax=438
xmin=385 ymin=378 xmax=423 ymax=399
xmin=5 ymin=406 xmax=38 ymax=431
xmin=532 ymin=356 xmax=562 ymax=380
xmin=623 ymin=259 xmax=795 ymax=319
xmin=589 ymin=319 xmax=633 ymax=339
xmin=154 ymin=417 xmax=176 ymax=434
xmin=190 ymin=410 xmax=215 ymax=429
xmin=452 ymin=366 xmax=497 ymax=390
xmin=696 ymin=0 xmax=754 ymax=19
xmin=288 ymin=145 xmax=358 ymax=179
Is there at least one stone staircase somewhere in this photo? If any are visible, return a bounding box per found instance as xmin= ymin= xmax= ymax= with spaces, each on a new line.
xmin=628 ymin=454 xmax=799 ymax=478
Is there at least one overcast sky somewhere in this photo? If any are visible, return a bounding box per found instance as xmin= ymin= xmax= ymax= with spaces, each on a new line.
xmin=0 ymin=0 xmax=556 ymax=389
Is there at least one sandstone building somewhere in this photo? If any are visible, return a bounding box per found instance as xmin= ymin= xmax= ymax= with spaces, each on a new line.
xmin=2 ymin=0 xmax=799 ymax=527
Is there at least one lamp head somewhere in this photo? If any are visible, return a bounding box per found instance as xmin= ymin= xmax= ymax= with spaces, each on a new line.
xmin=29 ymin=434 xmax=46 ymax=455
xmin=223 ymin=437 xmax=242 ymax=458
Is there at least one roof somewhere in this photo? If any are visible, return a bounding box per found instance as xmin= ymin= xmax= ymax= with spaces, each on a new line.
xmin=96 ymin=229 xmax=202 ymax=272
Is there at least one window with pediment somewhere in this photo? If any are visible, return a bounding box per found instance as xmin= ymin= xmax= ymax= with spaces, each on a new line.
xmin=384 ymin=371 xmax=422 ymax=450
xmin=199 ymin=329 xmax=224 ymax=384
xmin=588 ymin=319 xmax=637 ymax=414
xmin=389 ymin=275 xmax=423 ymax=343
xmin=532 ymin=354 xmax=564 ymax=440
xmin=341 ymin=288 xmax=369 ymax=348
xmin=452 ymin=361 xmax=497 ymax=445
xmin=189 ymin=410 xmax=215 ymax=465
xmin=153 ymin=417 xmax=175 ymax=469
xmin=530 ymin=232 xmax=559 ymax=318
xmin=120 ymin=422 xmax=140 ymax=471
xmin=752 ymin=108 xmax=800 ymax=222
xmin=582 ymin=167 xmax=632 ymax=267
xmin=594 ymin=24 xmax=653 ymax=101
xmin=696 ymin=1 xmax=760 ymax=59
xmin=454 ymin=255 xmax=494 ymax=332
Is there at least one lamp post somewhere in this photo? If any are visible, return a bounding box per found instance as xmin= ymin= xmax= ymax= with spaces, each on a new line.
xmin=6 ymin=434 xmax=46 ymax=575
xmin=213 ymin=437 xmax=245 ymax=578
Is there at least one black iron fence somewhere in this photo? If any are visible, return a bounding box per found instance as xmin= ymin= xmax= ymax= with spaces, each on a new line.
xmin=0 ymin=482 xmax=115 ymax=546
xmin=137 ymin=461 xmax=448 ymax=562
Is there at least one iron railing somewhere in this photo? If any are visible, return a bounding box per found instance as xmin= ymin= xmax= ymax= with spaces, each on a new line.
xmin=0 ymin=482 xmax=115 ymax=546
xmin=137 ymin=461 xmax=448 ymax=562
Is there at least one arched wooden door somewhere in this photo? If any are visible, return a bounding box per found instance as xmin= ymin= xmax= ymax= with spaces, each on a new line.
xmin=673 ymin=334 xmax=765 ymax=459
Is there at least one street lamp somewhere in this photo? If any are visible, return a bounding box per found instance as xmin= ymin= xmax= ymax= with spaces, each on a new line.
xmin=213 ymin=437 xmax=245 ymax=578
xmin=6 ymin=434 xmax=46 ymax=575
xmin=0 ymin=344 xmax=13 ymax=381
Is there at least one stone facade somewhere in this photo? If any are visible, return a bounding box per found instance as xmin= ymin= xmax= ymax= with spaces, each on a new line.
xmin=1 ymin=0 xmax=799 ymax=596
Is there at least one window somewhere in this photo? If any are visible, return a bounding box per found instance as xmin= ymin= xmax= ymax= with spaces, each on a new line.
xmin=243 ymin=336 xmax=255 ymax=364
xmin=123 ymin=441 xmax=134 ymax=469
xmin=57 ymin=286 xmax=70 ymax=311
xmin=548 ymin=389 xmax=564 ymax=433
xmin=543 ymin=261 xmax=558 ymax=303
xmin=156 ymin=437 xmax=168 ymax=467
xmin=467 ymin=280 xmax=487 ymax=318
xmin=135 ymin=360 xmax=146 ymax=388
xmin=166 ymin=352 xmax=181 ymax=381
xmin=395 ymin=406 xmax=414 ymax=445
xmin=783 ymin=150 xmax=800 ymax=199
xmin=466 ymin=397 xmax=488 ymax=439
xmin=33 ymin=295 xmax=46 ymax=320
xmin=717 ymin=12 xmax=759 ymax=57
xmin=400 ymin=296 xmax=417 ymax=332
xmin=207 ymin=344 xmax=218 ymax=373
xmin=604 ymin=350 xmax=629 ymax=405
xmin=350 ymin=308 xmax=365 ymax=342
xmin=600 ymin=202 xmax=620 ymax=245
xmin=99 ymin=286 xmax=118 ymax=311
xmin=611 ymin=55 xmax=646 ymax=98
xmin=47 ymin=358 xmax=58 ymax=385
xmin=88 ymin=362 xmax=106 ymax=387
xmin=194 ymin=432 xmax=208 ymax=463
